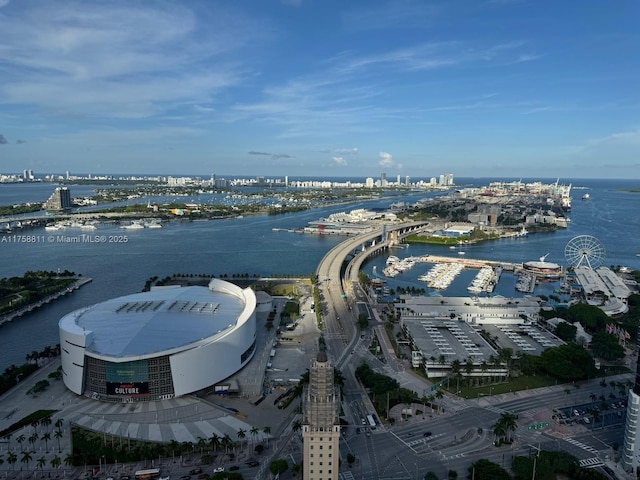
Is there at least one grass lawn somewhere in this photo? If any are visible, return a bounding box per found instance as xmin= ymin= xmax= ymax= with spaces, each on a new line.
xmin=448 ymin=375 xmax=564 ymax=400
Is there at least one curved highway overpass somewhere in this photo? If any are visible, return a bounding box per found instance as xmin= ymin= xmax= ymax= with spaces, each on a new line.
xmin=315 ymin=220 xmax=429 ymax=365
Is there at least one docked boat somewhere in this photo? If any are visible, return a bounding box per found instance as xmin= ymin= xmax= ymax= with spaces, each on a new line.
xmin=121 ymin=222 xmax=145 ymax=230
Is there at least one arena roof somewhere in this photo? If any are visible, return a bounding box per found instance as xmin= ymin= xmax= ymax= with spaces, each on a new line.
xmin=63 ymin=285 xmax=245 ymax=358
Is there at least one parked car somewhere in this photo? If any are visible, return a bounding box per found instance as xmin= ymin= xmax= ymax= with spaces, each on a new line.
xmin=197 ymin=474 xmax=208 ymax=479
xmin=212 ymin=467 xmax=224 ymax=473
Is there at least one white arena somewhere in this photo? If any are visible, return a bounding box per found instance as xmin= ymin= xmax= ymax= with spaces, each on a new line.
xmin=59 ymin=278 xmax=257 ymax=401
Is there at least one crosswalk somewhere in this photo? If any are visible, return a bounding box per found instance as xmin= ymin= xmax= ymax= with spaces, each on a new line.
xmin=579 ymin=457 xmax=604 ymax=468
xmin=563 ymin=437 xmax=598 ymax=454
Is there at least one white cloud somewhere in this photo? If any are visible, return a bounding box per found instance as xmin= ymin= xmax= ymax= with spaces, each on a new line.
xmin=379 ymin=151 xmax=394 ymax=168
xmin=0 ymin=0 xmax=10 ymax=8
xmin=333 ymin=147 xmax=358 ymax=155
xmin=0 ymin=2 xmax=266 ymax=120
xmin=332 ymin=156 xmax=347 ymax=166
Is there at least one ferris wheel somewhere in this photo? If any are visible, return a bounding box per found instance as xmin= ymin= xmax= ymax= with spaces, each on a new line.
xmin=564 ymin=235 xmax=606 ymax=269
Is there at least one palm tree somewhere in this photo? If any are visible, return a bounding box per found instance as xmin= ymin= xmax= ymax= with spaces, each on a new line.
xmin=250 ymin=426 xmax=259 ymax=448
xmin=37 ymin=456 xmax=47 ymax=474
xmin=3 ymin=433 xmax=11 ymax=450
xmin=292 ymin=419 xmax=302 ymax=433
xmin=208 ymin=435 xmax=220 ymax=454
xmin=41 ymin=416 xmax=52 ymax=432
xmin=63 ymin=453 xmax=74 ymax=468
xmin=16 ymin=434 xmax=26 ymax=450
xmin=28 ymin=433 xmax=39 ymax=452
xmin=20 ymin=450 xmax=32 ymax=469
xmin=480 ymin=361 xmax=488 ymax=382
xmin=492 ymin=422 xmax=507 ymax=445
xmin=54 ymin=429 xmax=63 ymax=453
xmin=7 ymin=451 xmax=17 ymax=470
xmin=236 ymin=429 xmax=246 ymax=450
xmin=428 ymin=395 xmax=436 ymax=414
xmin=54 ymin=418 xmax=64 ymax=430
xmin=50 ymin=455 xmax=62 ymax=470
xmin=42 ymin=432 xmax=51 ymax=452
xmin=196 ymin=436 xmax=206 ymax=454
xmin=435 ymin=389 xmax=444 ymax=414
xmin=464 ymin=358 xmax=474 ymax=387
xmin=222 ymin=434 xmax=233 ymax=454
xmin=499 ymin=412 xmax=518 ymax=442
xmin=263 ymin=426 xmax=271 ymax=448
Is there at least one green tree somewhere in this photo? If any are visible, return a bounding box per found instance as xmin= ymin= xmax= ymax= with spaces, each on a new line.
xmin=467 ymin=459 xmax=511 ymax=480
xmin=590 ymin=332 xmax=625 ymax=361
xmin=269 ymin=458 xmax=288 ymax=475
xmin=262 ymin=426 xmax=271 ymax=448
xmin=555 ymin=322 xmax=577 ymax=342
xmin=539 ymin=344 xmax=597 ymax=380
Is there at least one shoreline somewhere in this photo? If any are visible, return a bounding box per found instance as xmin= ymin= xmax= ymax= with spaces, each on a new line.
xmin=0 ymin=277 xmax=92 ymax=327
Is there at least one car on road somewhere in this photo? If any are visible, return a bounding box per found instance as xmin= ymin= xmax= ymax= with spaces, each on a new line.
xmin=189 ymin=469 xmax=202 ymax=476
xmin=245 ymin=460 xmax=259 ymax=467
xmin=228 ymin=466 xmax=239 ymax=471
xmin=212 ymin=467 xmax=224 ymax=473
xmin=423 ymin=431 xmax=432 ymax=437
xmin=179 ymin=476 xmax=190 ymax=480
xmin=197 ymin=474 xmax=208 ymax=479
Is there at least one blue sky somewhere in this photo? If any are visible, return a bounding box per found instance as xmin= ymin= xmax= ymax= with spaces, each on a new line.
xmin=0 ymin=0 xmax=638 ymax=179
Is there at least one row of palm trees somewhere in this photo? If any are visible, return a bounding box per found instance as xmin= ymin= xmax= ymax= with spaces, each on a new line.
xmin=0 ymin=417 xmax=72 ymax=474
xmin=0 ymin=450 xmax=74 ymax=474
xmin=67 ymin=423 xmax=275 ymax=468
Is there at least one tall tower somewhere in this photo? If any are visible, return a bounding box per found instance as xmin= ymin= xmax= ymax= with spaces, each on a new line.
xmin=622 ymin=346 xmax=640 ymax=472
xmin=302 ymin=348 xmax=340 ymax=480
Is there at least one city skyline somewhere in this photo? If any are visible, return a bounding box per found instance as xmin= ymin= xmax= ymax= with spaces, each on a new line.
xmin=0 ymin=1 xmax=638 ymax=179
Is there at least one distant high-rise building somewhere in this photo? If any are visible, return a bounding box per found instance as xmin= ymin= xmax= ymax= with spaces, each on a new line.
xmin=22 ymin=169 xmax=34 ymax=181
xmin=302 ymin=346 xmax=340 ymax=480
xmin=622 ymin=347 xmax=640 ymax=472
xmin=439 ymin=173 xmax=454 ymax=186
xmin=43 ymin=187 xmax=72 ymax=211
xmin=396 ymin=174 xmax=401 ymax=185
xmin=66 ymin=171 xmax=70 ymax=180
xmin=381 ymin=172 xmax=387 ymax=187
xmin=405 ymin=176 xmax=410 ymax=186
xmin=365 ymin=177 xmax=374 ymax=188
